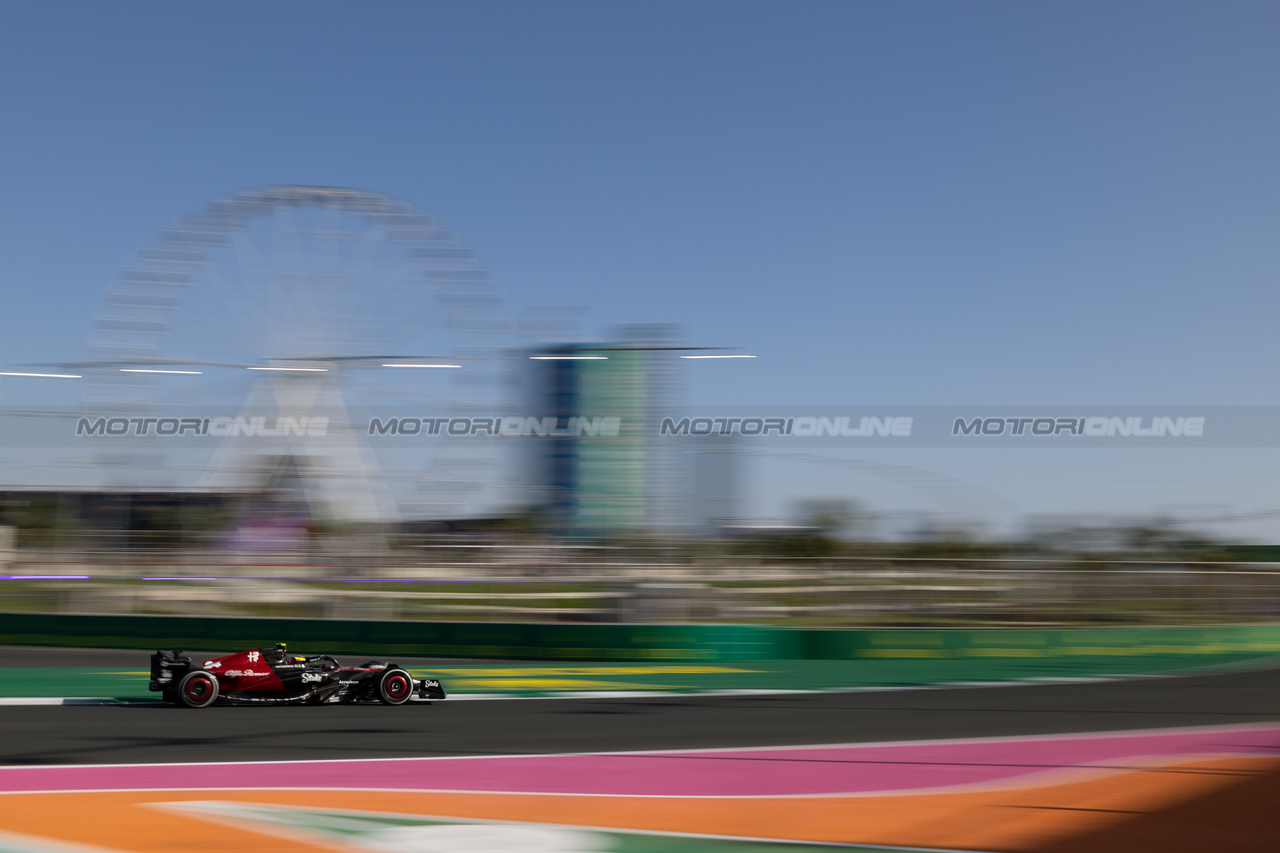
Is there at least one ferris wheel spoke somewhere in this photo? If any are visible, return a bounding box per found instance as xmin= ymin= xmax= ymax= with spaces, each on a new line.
xmin=349 ymin=244 xmax=432 ymax=342
xmin=217 ymin=223 xmax=276 ymax=353
xmin=175 ymin=258 xmax=265 ymax=360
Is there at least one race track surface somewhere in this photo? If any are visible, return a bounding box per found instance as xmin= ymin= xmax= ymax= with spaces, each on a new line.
xmin=2 ymin=664 xmax=1278 ymax=766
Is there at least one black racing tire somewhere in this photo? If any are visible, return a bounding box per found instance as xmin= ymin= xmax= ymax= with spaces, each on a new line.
xmin=376 ymin=668 xmax=413 ymax=705
xmin=177 ymin=670 xmax=219 ymax=708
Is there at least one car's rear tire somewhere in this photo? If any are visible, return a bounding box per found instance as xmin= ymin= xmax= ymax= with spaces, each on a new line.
xmin=177 ymin=670 xmax=219 ymax=708
xmin=377 ymin=668 xmax=413 ymax=705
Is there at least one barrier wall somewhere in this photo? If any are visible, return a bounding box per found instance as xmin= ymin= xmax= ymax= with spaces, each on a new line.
xmin=778 ymin=625 xmax=1280 ymax=660
xmin=3 ymin=613 xmax=1280 ymax=661
xmin=0 ymin=613 xmax=774 ymax=660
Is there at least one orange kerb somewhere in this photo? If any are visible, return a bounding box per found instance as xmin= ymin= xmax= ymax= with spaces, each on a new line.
xmin=0 ymin=756 xmax=1272 ymax=853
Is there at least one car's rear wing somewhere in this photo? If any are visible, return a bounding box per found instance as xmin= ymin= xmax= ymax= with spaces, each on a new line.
xmin=149 ymin=649 xmax=193 ymax=693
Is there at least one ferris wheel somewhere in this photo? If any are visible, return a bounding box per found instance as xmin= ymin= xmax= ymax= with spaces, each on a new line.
xmin=79 ymin=185 xmax=515 ymax=521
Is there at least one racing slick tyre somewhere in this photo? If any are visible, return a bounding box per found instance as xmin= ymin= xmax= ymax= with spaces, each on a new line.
xmin=376 ymin=668 xmax=413 ymax=705
xmin=176 ymin=670 xmax=219 ymax=708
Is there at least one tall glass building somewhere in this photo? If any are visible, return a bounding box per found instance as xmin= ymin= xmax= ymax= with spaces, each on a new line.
xmin=526 ymin=325 xmax=695 ymax=536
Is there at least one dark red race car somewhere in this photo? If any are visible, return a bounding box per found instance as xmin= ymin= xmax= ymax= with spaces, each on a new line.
xmin=149 ymin=644 xmax=446 ymax=708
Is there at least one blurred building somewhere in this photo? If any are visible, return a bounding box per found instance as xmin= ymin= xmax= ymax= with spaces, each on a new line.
xmin=691 ymin=434 xmax=741 ymax=532
xmin=0 ymin=489 xmax=234 ymax=551
xmin=526 ymin=325 xmax=725 ymax=536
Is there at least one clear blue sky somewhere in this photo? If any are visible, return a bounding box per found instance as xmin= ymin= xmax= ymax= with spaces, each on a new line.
xmin=2 ymin=2 xmax=1279 ymax=535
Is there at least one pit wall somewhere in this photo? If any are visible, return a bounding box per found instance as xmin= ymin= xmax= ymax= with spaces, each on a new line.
xmin=3 ymin=612 xmax=1280 ymax=661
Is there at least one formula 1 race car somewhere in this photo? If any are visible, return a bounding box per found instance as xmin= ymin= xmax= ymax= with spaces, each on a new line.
xmin=149 ymin=644 xmax=446 ymax=708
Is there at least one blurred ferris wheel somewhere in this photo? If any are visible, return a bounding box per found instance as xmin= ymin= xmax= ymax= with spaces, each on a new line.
xmin=81 ymin=185 xmax=516 ymax=520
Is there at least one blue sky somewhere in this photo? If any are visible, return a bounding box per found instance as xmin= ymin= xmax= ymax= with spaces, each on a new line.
xmin=2 ymin=2 xmax=1279 ymax=535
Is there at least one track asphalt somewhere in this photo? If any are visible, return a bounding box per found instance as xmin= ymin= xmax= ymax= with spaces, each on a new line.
xmin=0 ymin=663 xmax=1277 ymax=765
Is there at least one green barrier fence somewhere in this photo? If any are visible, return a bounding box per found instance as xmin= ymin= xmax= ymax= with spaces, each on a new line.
xmin=2 ymin=612 xmax=1280 ymax=661
xmin=0 ymin=613 xmax=774 ymax=661
xmin=782 ymin=625 xmax=1280 ymax=660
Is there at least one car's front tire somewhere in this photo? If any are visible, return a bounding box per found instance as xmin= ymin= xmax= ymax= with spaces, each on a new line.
xmin=177 ymin=670 xmax=219 ymax=708
xmin=376 ymin=668 xmax=413 ymax=705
